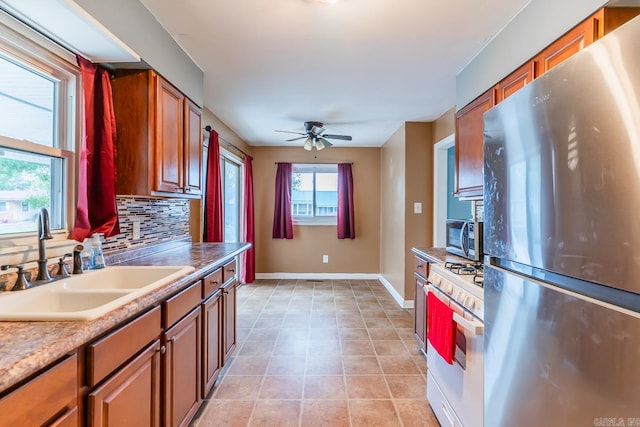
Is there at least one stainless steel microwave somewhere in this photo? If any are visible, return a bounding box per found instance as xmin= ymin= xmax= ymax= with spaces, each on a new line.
xmin=446 ymin=219 xmax=483 ymax=261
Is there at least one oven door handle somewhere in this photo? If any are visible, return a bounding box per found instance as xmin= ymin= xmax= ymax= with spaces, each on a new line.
xmin=452 ymin=312 xmax=483 ymax=336
xmin=427 ymin=284 xmax=484 ymax=336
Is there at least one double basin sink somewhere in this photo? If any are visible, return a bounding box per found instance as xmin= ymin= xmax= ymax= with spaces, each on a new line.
xmin=0 ymin=265 xmax=195 ymax=321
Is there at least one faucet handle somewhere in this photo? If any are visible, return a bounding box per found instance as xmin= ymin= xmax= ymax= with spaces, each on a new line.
xmin=1 ymin=264 xmax=31 ymax=291
xmin=55 ymin=254 xmax=71 ymax=278
xmin=73 ymin=245 xmax=84 ymax=275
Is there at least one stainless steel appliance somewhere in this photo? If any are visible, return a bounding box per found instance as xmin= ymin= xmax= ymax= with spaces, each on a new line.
xmin=483 ymin=15 xmax=640 ymax=427
xmin=445 ymin=219 xmax=483 ymax=261
xmin=427 ymin=263 xmax=484 ymax=427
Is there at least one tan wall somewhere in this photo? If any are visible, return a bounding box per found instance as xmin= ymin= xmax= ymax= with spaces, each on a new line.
xmin=191 ymin=108 xmax=253 ymax=243
xmin=380 ymin=125 xmax=406 ymax=298
xmin=253 ymin=146 xmax=380 ymax=274
xmin=433 ymin=107 xmax=455 ymax=143
xmin=404 ymin=122 xmax=434 ymax=300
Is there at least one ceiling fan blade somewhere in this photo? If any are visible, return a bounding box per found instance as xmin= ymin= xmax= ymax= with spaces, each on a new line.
xmin=285 ymin=136 xmax=307 ymax=142
xmin=275 ymin=130 xmax=306 ymax=135
xmin=322 ymin=134 xmax=352 ymax=141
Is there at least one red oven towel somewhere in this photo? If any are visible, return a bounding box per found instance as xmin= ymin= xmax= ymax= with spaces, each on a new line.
xmin=427 ymin=291 xmax=456 ymax=365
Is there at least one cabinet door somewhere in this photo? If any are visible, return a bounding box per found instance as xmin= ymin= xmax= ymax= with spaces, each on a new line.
xmin=88 ymin=340 xmax=161 ymax=427
xmin=164 ymin=308 xmax=202 ymax=427
xmin=202 ymin=290 xmax=222 ymax=397
xmin=413 ymin=274 xmax=427 ymax=350
xmin=536 ymin=20 xmax=596 ymax=76
xmin=454 ymin=88 xmax=495 ymax=198
xmin=49 ymin=406 xmax=78 ymax=427
xmin=221 ymin=280 xmax=237 ymax=364
xmin=184 ymin=100 xmax=202 ymax=196
xmin=0 ymin=353 xmax=77 ymax=427
xmin=155 ymin=76 xmax=184 ymax=194
xmin=496 ymin=61 xmax=536 ymax=103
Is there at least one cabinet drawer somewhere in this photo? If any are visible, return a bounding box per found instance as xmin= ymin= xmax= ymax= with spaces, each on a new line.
xmin=415 ymin=256 xmax=428 ymax=278
xmin=222 ymin=259 xmax=236 ymax=283
xmin=202 ymin=268 xmax=223 ymax=300
xmin=0 ymin=353 xmax=77 ymax=426
xmin=87 ymin=306 xmax=161 ymax=387
xmin=163 ymin=280 xmax=202 ymax=328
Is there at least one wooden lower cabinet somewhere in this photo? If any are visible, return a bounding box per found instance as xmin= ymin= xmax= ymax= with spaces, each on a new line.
xmin=88 ymin=340 xmax=161 ymax=427
xmin=163 ymin=307 xmax=202 ymax=427
xmin=0 ymin=353 xmax=78 ymax=427
xmin=202 ymin=289 xmax=222 ymax=397
xmin=221 ymin=279 xmax=237 ymax=364
xmin=414 ymin=274 xmax=427 ymax=351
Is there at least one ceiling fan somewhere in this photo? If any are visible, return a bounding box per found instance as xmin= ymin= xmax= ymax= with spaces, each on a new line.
xmin=275 ymin=121 xmax=352 ymax=151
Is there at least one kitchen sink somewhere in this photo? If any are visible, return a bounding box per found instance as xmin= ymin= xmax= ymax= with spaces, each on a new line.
xmin=0 ymin=265 xmax=195 ymax=321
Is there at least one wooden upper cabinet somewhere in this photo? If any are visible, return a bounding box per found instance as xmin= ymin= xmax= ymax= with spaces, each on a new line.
xmin=496 ymin=61 xmax=536 ymax=103
xmin=536 ymin=7 xmax=640 ymax=76
xmin=184 ymin=100 xmax=203 ymax=196
xmin=155 ymin=77 xmax=184 ymax=194
xmin=111 ymin=70 xmax=202 ymax=198
xmin=454 ymin=88 xmax=495 ymax=199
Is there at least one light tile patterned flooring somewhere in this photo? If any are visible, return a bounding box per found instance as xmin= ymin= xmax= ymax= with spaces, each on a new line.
xmin=191 ymin=279 xmax=439 ymax=426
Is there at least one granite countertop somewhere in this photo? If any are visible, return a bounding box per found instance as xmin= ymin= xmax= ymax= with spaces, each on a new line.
xmin=411 ymin=247 xmax=471 ymax=265
xmin=0 ymin=242 xmax=250 ymax=395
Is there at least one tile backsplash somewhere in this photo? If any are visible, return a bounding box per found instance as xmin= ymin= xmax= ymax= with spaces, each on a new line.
xmin=0 ymin=196 xmax=192 ymax=291
xmin=102 ymin=196 xmax=191 ymax=253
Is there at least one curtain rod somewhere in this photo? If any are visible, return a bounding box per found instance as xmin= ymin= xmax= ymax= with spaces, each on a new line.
xmin=274 ymin=162 xmax=353 ymax=165
xmin=204 ymin=125 xmax=250 ymax=158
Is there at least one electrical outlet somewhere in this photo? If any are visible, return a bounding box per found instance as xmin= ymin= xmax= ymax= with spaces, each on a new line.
xmin=322 ymin=255 xmax=329 ymax=263
xmin=414 ymin=202 xmax=422 ymax=214
xmin=132 ymin=220 xmax=141 ymax=240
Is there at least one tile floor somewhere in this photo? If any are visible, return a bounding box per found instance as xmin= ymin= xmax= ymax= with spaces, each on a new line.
xmin=191 ymin=279 xmax=439 ymax=427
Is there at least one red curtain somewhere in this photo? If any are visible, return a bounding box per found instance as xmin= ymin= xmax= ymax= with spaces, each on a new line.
xmin=337 ymin=163 xmax=355 ymax=239
xmin=240 ymin=156 xmax=255 ymax=284
xmin=203 ymin=129 xmax=224 ymax=242
xmin=272 ymin=162 xmax=293 ymax=239
xmin=70 ymin=55 xmax=120 ymax=241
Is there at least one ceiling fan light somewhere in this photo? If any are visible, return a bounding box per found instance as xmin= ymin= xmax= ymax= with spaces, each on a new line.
xmin=310 ymin=125 xmax=325 ymax=135
xmin=304 ymin=137 xmax=313 ymax=151
xmin=315 ymin=138 xmax=325 ymax=151
xmin=318 ymin=137 xmax=332 ymax=150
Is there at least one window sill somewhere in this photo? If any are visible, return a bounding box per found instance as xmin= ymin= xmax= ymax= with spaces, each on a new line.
xmin=293 ymin=218 xmax=337 ymax=226
xmin=0 ymin=232 xmax=79 ymax=268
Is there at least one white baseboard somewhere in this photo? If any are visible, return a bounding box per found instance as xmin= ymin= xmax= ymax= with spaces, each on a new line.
xmin=255 ymin=273 xmax=380 ymax=280
xmin=378 ymin=275 xmax=414 ymax=309
xmin=255 ymin=272 xmax=414 ymax=309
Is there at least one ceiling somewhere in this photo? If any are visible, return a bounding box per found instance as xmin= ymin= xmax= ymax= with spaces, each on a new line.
xmin=139 ymin=0 xmax=532 ymax=147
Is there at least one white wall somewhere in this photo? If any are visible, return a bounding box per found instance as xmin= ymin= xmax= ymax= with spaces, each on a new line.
xmin=456 ymin=0 xmax=608 ymax=108
xmin=74 ymin=0 xmax=204 ymax=106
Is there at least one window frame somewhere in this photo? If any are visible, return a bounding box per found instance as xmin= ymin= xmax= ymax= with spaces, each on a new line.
xmin=291 ymin=163 xmax=338 ymax=226
xmin=0 ymin=11 xmax=80 ymax=246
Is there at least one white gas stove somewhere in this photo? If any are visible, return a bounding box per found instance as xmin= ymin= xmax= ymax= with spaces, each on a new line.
xmin=426 ymin=262 xmax=485 ymax=427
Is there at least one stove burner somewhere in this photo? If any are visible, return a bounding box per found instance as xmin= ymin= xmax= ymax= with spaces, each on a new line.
xmin=445 ymin=262 xmax=483 ymax=275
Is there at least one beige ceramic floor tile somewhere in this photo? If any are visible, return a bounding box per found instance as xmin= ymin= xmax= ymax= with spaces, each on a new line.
xmin=301 ymin=399 xmax=350 ymax=427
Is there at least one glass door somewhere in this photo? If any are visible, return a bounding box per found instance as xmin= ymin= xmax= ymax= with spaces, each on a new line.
xmin=220 ymin=156 xmax=241 ymax=242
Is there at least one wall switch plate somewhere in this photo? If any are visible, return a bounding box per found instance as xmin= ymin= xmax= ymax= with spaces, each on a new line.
xmin=322 ymin=255 xmax=329 ymax=263
xmin=414 ymin=202 xmax=422 ymax=214
xmin=132 ymin=220 xmax=141 ymax=240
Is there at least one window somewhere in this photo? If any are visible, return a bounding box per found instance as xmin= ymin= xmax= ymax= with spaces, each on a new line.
xmin=291 ymin=163 xmax=338 ymax=225
xmin=220 ymin=155 xmax=241 ymax=243
xmin=0 ymin=17 xmax=77 ymax=238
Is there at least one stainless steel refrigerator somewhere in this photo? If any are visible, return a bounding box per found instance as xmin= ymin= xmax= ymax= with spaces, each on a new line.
xmin=483 ymin=14 xmax=640 ymax=427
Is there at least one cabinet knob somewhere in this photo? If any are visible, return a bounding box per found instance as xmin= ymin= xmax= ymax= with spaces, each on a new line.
xmin=170 ymin=336 xmax=176 ymax=343
xmin=227 ymin=268 xmax=235 ymax=273
xmin=158 ymin=346 xmax=166 ymax=355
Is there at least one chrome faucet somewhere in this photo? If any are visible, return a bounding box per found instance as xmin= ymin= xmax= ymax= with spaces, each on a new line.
xmin=35 ymin=207 xmax=53 ymax=282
